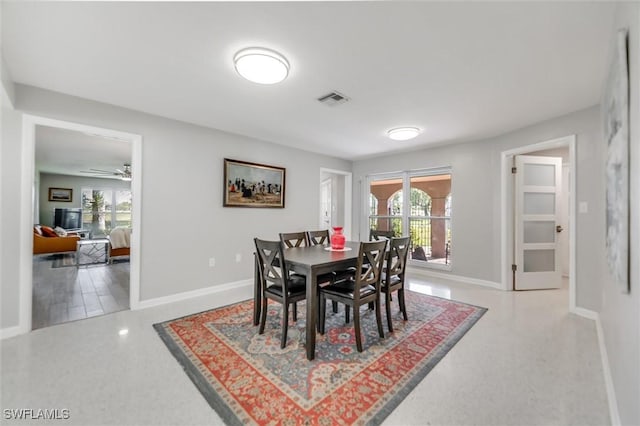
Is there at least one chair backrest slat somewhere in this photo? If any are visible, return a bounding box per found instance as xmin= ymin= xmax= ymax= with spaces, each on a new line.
xmin=370 ymin=229 xmax=394 ymax=241
xmin=354 ymin=239 xmax=387 ymax=300
xmin=306 ymin=230 xmax=330 ymax=246
xmin=254 ymin=238 xmax=288 ymax=290
xmin=386 ymin=236 xmax=410 ymax=280
xmin=279 ymin=232 xmax=308 ymax=248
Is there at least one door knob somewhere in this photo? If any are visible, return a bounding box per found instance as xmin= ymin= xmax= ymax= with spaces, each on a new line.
xmin=556 ymin=225 xmax=563 ymax=233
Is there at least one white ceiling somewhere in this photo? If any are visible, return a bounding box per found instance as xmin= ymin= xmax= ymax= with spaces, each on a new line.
xmin=3 ymin=2 xmax=617 ymax=161
xmin=35 ymin=126 xmax=131 ymax=180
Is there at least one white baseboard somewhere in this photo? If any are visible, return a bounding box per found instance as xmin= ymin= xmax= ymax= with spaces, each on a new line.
xmin=569 ymin=306 xmax=620 ymax=426
xmin=0 ymin=325 xmax=22 ymax=340
xmin=571 ymin=306 xmax=599 ymax=320
xmin=594 ymin=314 xmax=621 ymax=426
xmin=407 ymin=266 xmax=502 ymax=290
xmin=133 ymin=278 xmax=253 ymax=310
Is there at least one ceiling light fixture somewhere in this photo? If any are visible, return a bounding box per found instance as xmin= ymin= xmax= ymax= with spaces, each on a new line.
xmin=233 ymin=47 xmax=289 ymax=84
xmin=387 ymin=127 xmax=421 ymax=141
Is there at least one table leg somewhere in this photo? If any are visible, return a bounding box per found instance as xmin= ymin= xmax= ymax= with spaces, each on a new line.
xmin=253 ymin=253 xmax=261 ymax=326
xmin=305 ymin=268 xmax=317 ymax=360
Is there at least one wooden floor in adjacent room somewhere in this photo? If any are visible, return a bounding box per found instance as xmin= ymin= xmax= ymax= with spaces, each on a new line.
xmin=32 ymin=253 xmax=130 ymax=330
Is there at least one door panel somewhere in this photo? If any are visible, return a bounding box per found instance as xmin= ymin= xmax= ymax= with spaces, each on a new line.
xmin=515 ymin=155 xmax=562 ymax=290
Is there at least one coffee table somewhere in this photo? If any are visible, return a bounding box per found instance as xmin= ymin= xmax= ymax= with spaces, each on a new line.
xmin=76 ymin=238 xmax=110 ymax=266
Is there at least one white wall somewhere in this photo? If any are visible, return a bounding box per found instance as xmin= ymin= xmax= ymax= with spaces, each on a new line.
xmin=352 ymin=105 xmax=604 ymax=310
xmin=0 ymin=84 xmax=351 ymax=329
xmin=600 ymin=3 xmax=640 ymax=425
xmin=0 ymin=90 xmax=22 ymax=329
xmin=37 ymin=173 xmax=131 ymax=226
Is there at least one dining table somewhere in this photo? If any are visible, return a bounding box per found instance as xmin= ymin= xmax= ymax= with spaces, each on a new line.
xmin=253 ymin=241 xmax=361 ymax=361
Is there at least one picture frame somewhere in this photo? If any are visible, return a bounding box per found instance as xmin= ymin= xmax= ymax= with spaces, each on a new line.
xmin=48 ymin=187 xmax=73 ymax=202
xmin=603 ymin=28 xmax=630 ymax=293
xmin=223 ymin=159 xmax=286 ymax=208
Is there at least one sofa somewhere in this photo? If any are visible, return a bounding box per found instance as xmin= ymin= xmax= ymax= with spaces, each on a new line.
xmin=33 ymin=226 xmax=80 ymax=255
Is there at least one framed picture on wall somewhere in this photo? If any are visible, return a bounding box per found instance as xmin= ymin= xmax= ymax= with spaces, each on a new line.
xmin=603 ymin=28 xmax=630 ymax=293
xmin=223 ymin=159 xmax=285 ymax=208
xmin=48 ymin=187 xmax=73 ymax=202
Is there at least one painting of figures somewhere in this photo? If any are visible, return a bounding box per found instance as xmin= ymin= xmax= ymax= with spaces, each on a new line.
xmin=223 ymin=159 xmax=285 ymax=208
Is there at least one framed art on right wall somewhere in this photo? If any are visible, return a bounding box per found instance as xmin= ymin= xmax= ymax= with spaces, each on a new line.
xmin=603 ymin=28 xmax=630 ymax=293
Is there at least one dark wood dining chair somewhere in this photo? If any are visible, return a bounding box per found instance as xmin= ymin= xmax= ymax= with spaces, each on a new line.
xmin=370 ymin=229 xmax=394 ymax=241
xmin=279 ymin=232 xmax=308 ymax=248
xmin=381 ymin=236 xmax=410 ymax=332
xmin=319 ymin=239 xmax=387 ymax=352
xmin=306 ymin=230 xmax=330 ymax=246
xmin=306 ymin=229 xmax=341 ymax=314
xmin=254 ymin=238 xmax=306 ymax=349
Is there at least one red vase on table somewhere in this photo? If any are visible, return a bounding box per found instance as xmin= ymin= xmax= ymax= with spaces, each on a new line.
xmin=331 ymin=227 xmax=345 ymax=250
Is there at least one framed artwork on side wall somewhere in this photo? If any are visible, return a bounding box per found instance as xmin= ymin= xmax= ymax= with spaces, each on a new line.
xmin=603 ymin=28 xmax=630 ymax=293
xmin=223 ymin=159 xmax=286 ymax=208
xmin=48 ymin=187 xmax=73 ymax=202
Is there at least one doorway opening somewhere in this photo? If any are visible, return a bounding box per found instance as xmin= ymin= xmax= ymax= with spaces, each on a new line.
xmin=501 ymin=135 xmax=577 ymax=311
xmin=19 ymin=115 xmax=141 ymax=334
xmin=319 ymin=168 xmax=352 ymax=240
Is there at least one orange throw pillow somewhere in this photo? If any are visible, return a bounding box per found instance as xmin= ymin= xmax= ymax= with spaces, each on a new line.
xmin=41 ymin=226 xmax=58 ymax=238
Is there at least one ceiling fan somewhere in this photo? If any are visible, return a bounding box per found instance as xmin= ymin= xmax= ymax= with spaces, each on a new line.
xmin=81 ymin=163 xmax=132 ymax=181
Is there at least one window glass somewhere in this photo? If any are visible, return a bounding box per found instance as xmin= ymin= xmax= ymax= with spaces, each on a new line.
xmin=367 ymin=171 xmax=451 ymax=267
xmin=82 ymin=187 xmax=131 ymax=236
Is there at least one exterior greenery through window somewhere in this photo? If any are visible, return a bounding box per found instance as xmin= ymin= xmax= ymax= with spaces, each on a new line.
xmin=82 ymin=188 xmax=132 ymax=236
xmin=368 ymin=170 xmax=452 ymax=267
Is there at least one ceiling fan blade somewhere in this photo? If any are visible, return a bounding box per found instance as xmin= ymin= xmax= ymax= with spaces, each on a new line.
xmin=89 ymin=168 xmax=115 ymax=173
xmin=115 ymin=169 xmax=124 ymax=174
xmin=80 ymin=170 xmax=115 ymax=175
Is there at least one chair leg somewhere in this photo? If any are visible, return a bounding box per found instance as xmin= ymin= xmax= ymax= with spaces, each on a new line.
xmin=281 ymin=302 xmax=289 ymax=349
xmin=398 ymin=288 xmax=408 ymax=321
xmin=385 ymin=290 xmax=394 ymax=333
xmin=375 ymin=297 xmax=384 ymax=339
xmin=292 ymin=301 xmax=297 ymax=322
xmin=259 ymin=298 xmax=268 ymax=335
xmin=319 ymin=295 xmax=326 ymax=335
xmin=345 ymin=305 xmax=350 ymax=324
xmin=353 ymin=305 xmax=363 ymax=352
xmin=332 ymin=301 xmax=338 ymax=313
xmin=368 ymin=301 xmax=374 ymax=310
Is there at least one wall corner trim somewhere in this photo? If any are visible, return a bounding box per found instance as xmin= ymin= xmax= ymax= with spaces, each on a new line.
xmin=406 ymin=266 xmax=502 ymax=290
xmin=571 ymin=308 xmax=621 ymax=426
xmin=133 ymin=278 xmax=253 ymax=310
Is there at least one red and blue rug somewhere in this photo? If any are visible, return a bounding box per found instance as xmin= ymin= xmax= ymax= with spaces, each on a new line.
xmin=154 ymin=291 xmax=486 ymax=425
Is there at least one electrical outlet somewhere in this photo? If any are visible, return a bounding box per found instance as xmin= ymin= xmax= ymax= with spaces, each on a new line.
xmin=209 ymin=257 xmax=216 ymax=267
xmin=235 ymin=253 xmax=242 ymax=263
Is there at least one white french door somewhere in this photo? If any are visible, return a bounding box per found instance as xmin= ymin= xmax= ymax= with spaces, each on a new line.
xmin=320 ymin=179 xmax=332 ymax=229
xmin=514 ymin=155 xmax=562 ymax=290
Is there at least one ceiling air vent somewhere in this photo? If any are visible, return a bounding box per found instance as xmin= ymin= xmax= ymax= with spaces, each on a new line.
xmin=317 ymin=91 xmax=350 ymax=107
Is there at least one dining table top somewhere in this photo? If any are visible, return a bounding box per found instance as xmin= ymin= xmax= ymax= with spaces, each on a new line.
xmin=283 ymin=241 xmax=361 ymax=267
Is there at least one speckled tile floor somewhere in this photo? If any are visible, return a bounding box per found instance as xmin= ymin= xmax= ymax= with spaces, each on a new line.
xmin=0 ymin=275 xmax=609 ymax=426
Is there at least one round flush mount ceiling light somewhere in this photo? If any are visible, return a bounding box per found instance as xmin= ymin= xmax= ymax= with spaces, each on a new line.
xmin=387 ymin=127 xmax=421 ymax=141
xmin=233 ymin=47 xmax=290 ymax=84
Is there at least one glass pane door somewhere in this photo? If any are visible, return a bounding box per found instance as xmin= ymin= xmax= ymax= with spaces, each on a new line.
xmin=368 ymin=176 xmax=403 ymax=238
xmin=409 ymin=173 xmax=452 ymax=265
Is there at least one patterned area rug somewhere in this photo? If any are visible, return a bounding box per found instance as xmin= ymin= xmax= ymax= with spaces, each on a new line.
xmin=154 ymin=291 xmax=487 ymax=425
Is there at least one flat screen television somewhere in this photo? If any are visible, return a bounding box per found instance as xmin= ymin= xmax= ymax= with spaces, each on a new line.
xmin=53 ymin=208 xmax=82 ymax=230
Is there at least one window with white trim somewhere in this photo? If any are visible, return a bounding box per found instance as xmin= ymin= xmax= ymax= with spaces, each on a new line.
xmin=367 ymin=168 xmax=452 ymax=268
xmin=82 ymin=188 xmax=132 ymax=236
